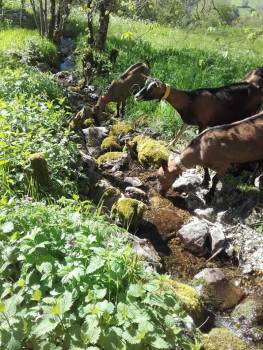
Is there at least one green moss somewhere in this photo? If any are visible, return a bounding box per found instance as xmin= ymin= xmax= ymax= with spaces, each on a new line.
xmin=132 ymin=135 xmax=169 ymax=168
xmin=110 ymin=122 xmax=133 ymax=137
xmin=28 ymin=153 xmax=49 ymax=186
xmin=111 ymin=198 xmax=146 ymax=229
xmin=101 ymin=136 xmax=122 ymax=152
xmin=83 ymin=118 xmax=94 ymax=127
xmin=96 ymin=152 xmax=126 ymax=165
xmin=202 ymin=328 xmax=248 ymax=350
xmin=166 ymin=280 xmax=206 ymax=325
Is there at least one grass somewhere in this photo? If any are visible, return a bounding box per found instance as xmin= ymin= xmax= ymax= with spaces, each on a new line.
xmin=75 ymin=14 xmax=262 ymax=139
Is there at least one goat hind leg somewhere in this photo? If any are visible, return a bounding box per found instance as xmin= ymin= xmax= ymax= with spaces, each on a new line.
xmin=205 ymin=174 xmax=220 ymax=204
xmin=201 ymin=167 xmax=210 ymax=188
xmin=168 ymin=123 xmax=188 ymax=147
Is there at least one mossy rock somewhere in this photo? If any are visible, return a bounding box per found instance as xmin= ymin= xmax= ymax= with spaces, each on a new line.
xmin=96 ymin=152 xmax=126 ymax=165
xmin=101 ymin=136 xmax=122 ymax=152
xmin=132 ymin=135 xmax=168 ymax=168
xmin=69 ymin=106 xmax=93 ymax=130
xmin=111 ymin=198 xmax=146 ymax=229
xmin=202 ymin=328 xmax=248 ymax=350
xmin=28 ymin=153 xmax=49 ymax=186
xmin=165 ymin=279 xmax=206 ymax=325
xmin=105 ymin=102 xmax=117 ymax=115
xmin=110 ymin=122 xmax=133 ymax=137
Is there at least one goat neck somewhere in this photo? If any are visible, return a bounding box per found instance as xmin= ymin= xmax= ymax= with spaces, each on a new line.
xmin=163 ymin=84 xmax=190 ymax=113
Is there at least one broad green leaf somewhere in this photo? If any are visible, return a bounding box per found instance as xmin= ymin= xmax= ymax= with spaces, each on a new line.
xmin=127 ymin=284 xmax=145 ymax=298
xmin=32 ymin=317 xmax=59 ymax=337
xmin=81 ymin=322 xmax=101 ymax=345
xmin=86 ymin=256 xmax=105 ymax=274
xmin=151 ymin=335 xmax=170 ymax=349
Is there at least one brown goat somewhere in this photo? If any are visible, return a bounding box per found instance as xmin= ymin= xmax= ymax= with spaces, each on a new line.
xmin=157 ymin=112 xmax=263 ymax=202
xmin=135 ymin=77 xmax=263 ymax=186
xmin=244 ymin=67 xmax=263 ymax=88
xmin=93 ymin=62 xmax=150 ymax=124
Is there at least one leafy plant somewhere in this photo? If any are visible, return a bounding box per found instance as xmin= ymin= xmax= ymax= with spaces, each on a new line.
xmin=0 ymin=200 xmax=200 ymax=349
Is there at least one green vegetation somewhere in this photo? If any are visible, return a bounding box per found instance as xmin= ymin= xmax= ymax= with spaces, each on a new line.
xmin=97 ymin=152 xmax=127 ymax=165
xmin=202 ymin=328 xmax=248 ymax=350
xmin=0 ymin=59 xmax=78 ymax=199
xmin=0 ymin=199 xmax=199 ymax=349
xmin=111 ymin=198 xmax=146 ymax=229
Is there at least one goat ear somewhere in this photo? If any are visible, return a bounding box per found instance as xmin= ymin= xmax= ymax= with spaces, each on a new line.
xmin=160 ymin=159 xmax=168 ymax=170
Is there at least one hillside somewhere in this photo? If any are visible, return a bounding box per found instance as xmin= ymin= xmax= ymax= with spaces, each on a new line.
xmin=0 ymin=3 xmax=263 ymax=350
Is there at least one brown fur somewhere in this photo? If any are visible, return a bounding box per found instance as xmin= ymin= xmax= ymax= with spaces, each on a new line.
xmin=157 ymin=112 xmax=263 ymax=199
xmin=93 ymin=62 xmax=150 ymax=123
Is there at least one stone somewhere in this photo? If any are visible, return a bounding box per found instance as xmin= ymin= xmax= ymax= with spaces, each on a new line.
xmin=91 ymin=179 xmax=121 ymax=209
xmin=96 ymin=152 xmax=129 ymax=172
xmin=231 ymin=295 xmax=263 ymax=343
xmin=177 ymin=218 xmax=210 ymax=256
xmin=202 ymin=328 xmax=248 ymax=350
xmin=172 ymin=169 xmax=202 ymax=192
xmin=143 ymin=195 xmax=189 ymax=241
xmin=111 ymin=198 xmax=146 ymax=229
xmin=255 ymin=174 xmax=263 ymax=190
xmin=83 ymin=126 xmax=109 ymax=147
xmin=124 ymin=187 xmax=148 ymax=203
xmin=194 ymin=268 xmax=244 ymax=310
xmin=165 ymin=279 xmax=206 ymax=325
xmin=124 ymin=176 xmax=142 ymax=187
xmin=209 ymin=224 xmax=225 ymax=254
xmin=109 ymin=121 xmax=133 ymax=137
xmin=194 ymin=208 xmax=215 ymax=221
xmin=28 ymin=153 xmax=49 ymax=186
xmin=101 ymin=136 xmax=122 ymax=152
xmin=131 ymin=135 xmax=169 ymax=168
xmin=83 ymin=126 xmax=109 ymax=158
xmin=127 ymin=233 xmax=160 ymax=273
xmin=69 ymin=106 xmax=94 ymax=130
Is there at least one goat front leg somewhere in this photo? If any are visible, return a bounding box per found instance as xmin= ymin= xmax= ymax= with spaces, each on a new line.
xmin=205 ymin=174 xmax=220 ymax=204
xmin=168 ymin=122 xmax=188 ymax=147
xmin=120 ymin=101 xmax=126 ymax=119
xmin=116 ymin=102 xmax=120 ymax=118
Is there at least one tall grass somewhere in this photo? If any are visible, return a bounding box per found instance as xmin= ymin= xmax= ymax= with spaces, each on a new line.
xmin=76 ymin=15 xmax=262 ymax=139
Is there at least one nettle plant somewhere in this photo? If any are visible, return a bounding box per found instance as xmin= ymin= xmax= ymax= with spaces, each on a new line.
xmin=0 ymin=200 xmax=200 ymax=350
xmin=0 ymin=65 xmax=80 ymax=198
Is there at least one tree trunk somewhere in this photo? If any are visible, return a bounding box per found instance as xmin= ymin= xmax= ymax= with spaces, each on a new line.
xmin=87 ymin=0 xmax=94 ymax=46
xmin=48 ymin=0 xmax=56 ymax=40
xmin=96 ymin=0 xmax=110 ymax=51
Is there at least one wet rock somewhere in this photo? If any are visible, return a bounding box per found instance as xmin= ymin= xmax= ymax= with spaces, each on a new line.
xmin=125 ymin=187 xmax=148 ymax=203
xmin=210 ymin=224 xmax=225 ymax=254
xmin=194 ymin=268 xmax=244 ymax=310
xmin=178 ymin=218 xmax=210 ymax=256
xmin=124 ymin=176 xmax=142 ymax=187
xmin=165 ymin=279 xmax=206 ymax=325
xmin=111 ymin=198 xmax=146 ymax=229
xmin=97 ymin=152 xmax=129 ymax=172
xmin=184 ymin=192 xmax=206 ymax=211
xmin=143 ymin=196 xmax=190 ymax=241
xmin=194 ymin=207 xmax=215 ymax=221
xmin=131 ymin=135 xmax=169 ymax=168
xmin=172 ymin=169 xmax=202 ymax=192
xmin=231 ymin=295 xmax=263 ymax=343
xmin=127 ymin=234 xmax=161 ymax=273
xmin=202 ymin=328 xmax=248 ymax=350
xmin=255 ymin=174 xmax=263 ymax=190
xmin=28 ymin=153 xmax=49 ymax=186
xmin=101 ymin=136 xmax=122 ymax=152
